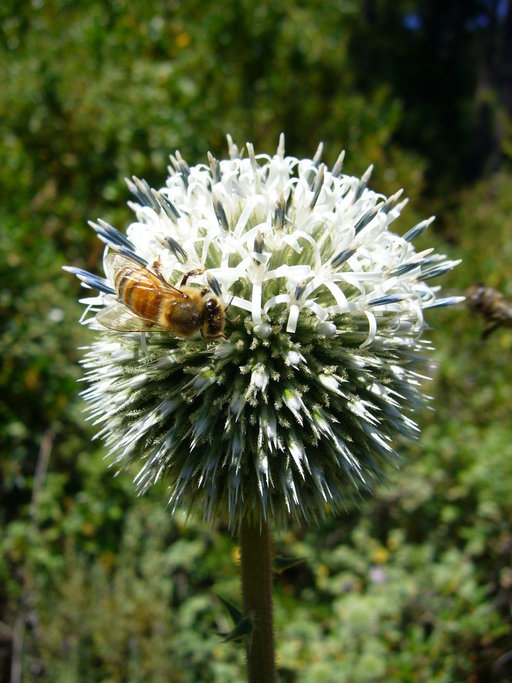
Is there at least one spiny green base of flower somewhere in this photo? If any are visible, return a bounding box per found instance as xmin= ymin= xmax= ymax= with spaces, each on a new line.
xmin=82 ymin=309 xmax=426 ymax=530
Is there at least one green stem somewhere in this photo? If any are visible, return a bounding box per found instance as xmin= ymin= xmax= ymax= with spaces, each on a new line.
xmin=239 ymin=515 xmax=276 ymax=683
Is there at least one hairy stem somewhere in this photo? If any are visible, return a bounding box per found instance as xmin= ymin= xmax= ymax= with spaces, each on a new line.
xmin=239 ymin=516 xmax=276 ymax=683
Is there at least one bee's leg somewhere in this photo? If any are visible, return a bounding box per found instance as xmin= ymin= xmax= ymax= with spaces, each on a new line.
xmin=180 ymin=268 xmax=205 ymax=286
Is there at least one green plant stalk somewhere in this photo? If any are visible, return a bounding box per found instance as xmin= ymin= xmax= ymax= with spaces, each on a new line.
xmin=240 ymin=515 xmax=276 ymax=683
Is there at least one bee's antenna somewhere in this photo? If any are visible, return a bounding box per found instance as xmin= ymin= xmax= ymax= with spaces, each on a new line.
xmin=224 ymin=294 xmax=235 ymax=314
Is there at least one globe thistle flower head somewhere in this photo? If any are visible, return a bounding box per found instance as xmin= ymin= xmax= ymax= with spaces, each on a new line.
xmin=67 ymin=135 xmax=462 ymax=530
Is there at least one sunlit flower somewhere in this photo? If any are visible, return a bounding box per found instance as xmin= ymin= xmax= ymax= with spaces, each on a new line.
xmin=65 ymin=135 xmax=462 ymax=529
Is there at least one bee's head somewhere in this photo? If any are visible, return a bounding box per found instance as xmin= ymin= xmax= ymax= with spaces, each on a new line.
xmin=202 ymin=297 xmax=226 ymax=339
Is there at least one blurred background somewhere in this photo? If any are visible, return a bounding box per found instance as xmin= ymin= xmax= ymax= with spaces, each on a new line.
xmin=1 ymin=1 xmax=511 ymax=681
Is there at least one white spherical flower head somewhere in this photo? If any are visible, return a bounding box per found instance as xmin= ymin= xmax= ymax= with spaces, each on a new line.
xmin=66 ymin=135 xmax=462 ymax=529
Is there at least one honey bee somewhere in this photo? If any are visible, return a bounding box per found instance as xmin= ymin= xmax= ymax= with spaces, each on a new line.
xmin=466 ymin=283 xmax=512 ymax=338
xmin=96 ymin=252 xmax=226 ymax=339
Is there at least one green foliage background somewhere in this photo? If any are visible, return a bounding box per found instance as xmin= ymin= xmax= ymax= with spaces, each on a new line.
xmin=1 ymin=1 xmax=511 ymax=681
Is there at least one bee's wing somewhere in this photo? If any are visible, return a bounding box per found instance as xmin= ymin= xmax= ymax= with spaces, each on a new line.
xmin=104 ymin=251 xmax=127 ymax=281
xmin=104 ymin=250 xmax=144 ymax=276
xmin=104 ymin=251 xmax=186 ymax=294
xmin=95 ymin=303 xmax=166 ymax=333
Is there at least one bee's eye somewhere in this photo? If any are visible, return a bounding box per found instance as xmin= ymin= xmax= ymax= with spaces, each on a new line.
xmin=205 ymin=299 xmax=217 ymax=312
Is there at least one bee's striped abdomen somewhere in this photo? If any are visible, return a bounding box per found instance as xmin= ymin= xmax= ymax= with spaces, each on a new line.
xmin=115 ymin=266 xmax=165 ymax=322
